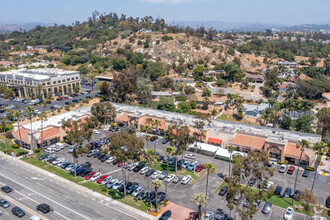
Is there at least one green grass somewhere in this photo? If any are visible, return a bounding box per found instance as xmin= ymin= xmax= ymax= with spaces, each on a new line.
xmin=0 ymin=139 xmax=29 ymax=156
xmin=22 ymin=155 xmax=149 ymax=212
xmin=217 ymin=114 xmax=228 ymax=120
xmin=215 ymin=180 xmax=226 ymax=193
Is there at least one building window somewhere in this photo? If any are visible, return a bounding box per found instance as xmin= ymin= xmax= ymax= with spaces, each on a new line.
xmin=71 ymin=77 xmax=74 ymax=80
xmin=53 ymin=82 xmax=56 ymax=84
xmin=76 ymin=77 xmax=78 ymax=79
xmin=47 ymin=82 xmax=50 ymax=85
xmin=42 ymin=83 xmax=45 ymax=86
xmin=58 ymin=80 xmax=61 ymax=83
xmin=62 ymin=80 xmax=65 ymax=82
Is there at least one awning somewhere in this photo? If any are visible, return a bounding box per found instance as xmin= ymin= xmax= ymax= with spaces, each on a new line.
xmin=208 ymin=137 xmax=222 ymax=145
xmin=189 ymin=142 xmax=219 ymax=154
xmin=214 ymin=147 xmax=230 ymax=159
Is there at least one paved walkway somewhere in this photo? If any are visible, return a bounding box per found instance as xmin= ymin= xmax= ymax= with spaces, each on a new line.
xmin=157 ymin=202 xmax=196 ymax=220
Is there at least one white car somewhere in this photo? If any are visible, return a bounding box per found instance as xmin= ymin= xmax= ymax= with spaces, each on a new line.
xmin=279 ymin=164 xmax=287 ymax=173
xmin=182 ymin=161 xmax=191 ymax=169
xmin=44 ymin=148 xmax=54 ymax=153
xmin=131 ymin=186 xmax=144 ymax=197
xmin=128 ymin=162 xmax=138 ymax=171
xmin=184 ymin=154 xmax=195 ymax=159
xmin=165 ymin=174 xmax=175 ymax=183
xmin=52 ymin=158 xmax=63 ymax=165
xmin=187 ymin=161 xmax=198 ymax=171
xmin=263 ymin=181 xmax=275 ymax=191
xmin=90 ymin=172 xmax=101 ymax=182
xmin=93 ymin=129 xmax=100 ymax=134
xmin=181 ymin=175 xmax=192 ymax=185
xmin=112 ymin=180 xmax=124 ymax=190
xmin=106 ymin=179 xmax=118 ymax=189
xmin=106 ymin=157 xmax=114 ymax=164
xmin=139 ymin=167 xmax=149 ymax=175
xmin=203 ymin=211 xmax=213 ymax=220
xmin=283 ymin=207 xmax=294 ymax=220
xmin=29 ymin=216 xmax=42 ymax=220
xmin=151 ymin=171 xmax=162 ymax=179
xmin=136 ymin=132 xmax=142 ymax=137
xmin=65 ymin=164 xmax=74 ymax=171
xmin=101 ymin=176 xmax=113 ymax=185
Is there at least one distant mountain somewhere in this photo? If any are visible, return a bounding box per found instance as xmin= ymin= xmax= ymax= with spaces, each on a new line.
xmin=0 ymin=22 xmax=53 ymax=33
xmin=175 ymin=21 xmax=330 ymax=32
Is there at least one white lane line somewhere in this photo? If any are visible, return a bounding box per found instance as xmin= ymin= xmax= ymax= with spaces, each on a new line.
xmin=78 ymin=202 xmax=84 ymax=206
xmin=0 ymin=174 xmax=92 ymax=220
xmin=49 ymin=188 xmax=54 ymax=192
xmin=63 ymin=195 xmax=69 ymax=199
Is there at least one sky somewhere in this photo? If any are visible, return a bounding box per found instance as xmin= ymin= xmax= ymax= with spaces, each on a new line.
xmin=0 ymin=0 xmax=329 ymax=25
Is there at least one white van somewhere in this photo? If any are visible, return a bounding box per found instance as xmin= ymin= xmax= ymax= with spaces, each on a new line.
xmin=55 ymin=143 xmax=65 ymax=149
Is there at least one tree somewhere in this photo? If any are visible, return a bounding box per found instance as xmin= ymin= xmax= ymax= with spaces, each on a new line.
xmin=309 ymin=55 xmax=318 ymax=66
xmin=164 ymin=146 xmax=175 ymax=198
xmin=13 ymin=111 xmax=23 ymax=148
xmin=224 ymin=62 xmax=245 ymax=82
xmin=292 ymin=140 xmax=309 ymax=205
xmin=316 ymin=107 xmax=330 ymax=138
xmin=136 ymin=77 xmax=152 ymax=106
xmin=193 ymin=65 xmax=205 ymax=78
xmin=38 ymin=111 xmax=48 ymax=151
xmin=107 ymin=132 xmax=144 ymax=197
xmin=202 ymin=96 xmax=210 ymax=110
xmin=112 ymin=58 xmax=126 ymax=71
xmin=157 ymin=97 xmax=175 ymax=112
xmin=152 ymin=179 xmax=163 ymax=212
xmin=145 ymin=62 xmax=164 ymax=81
xmin=280 ymin=116 xmax=292 ymax=130
xmin=311 ymin=141 xmax=327 ymax=192
xmin=26 ymin=106 xmax=35 ymax=151
xmin=91 ymin=102 xmax=116 ymax=126
xmin=178 ymin=101 xmax=191 ymax=113
xmin=191 ymin=193 xmax=207 ymax=220
xmin=227 ymin=146 xmax=235 ymax=177
xmin=202 ymin=88 xmax=211 ymax=97
xmin=300 ymin=189 xmax=318 ymax=215
xmin=203 ymin=163 xmax=215 ymax=215
xmin=144 ymin=149 xmax=158 ymax=206
xmin=294 ymin=115 xmax=314 ymax=133
xmin=99 ymin=81 xmax=112 ymax=100
xmin=184 ymin=85 xmax=195 ymax=95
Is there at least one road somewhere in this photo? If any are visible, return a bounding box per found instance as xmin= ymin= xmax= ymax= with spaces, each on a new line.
xmin=0 ymin=153 xmax=152 ymax=220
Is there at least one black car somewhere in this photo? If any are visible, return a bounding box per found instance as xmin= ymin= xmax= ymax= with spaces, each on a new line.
xmin=157 ymin=155 xmax=164 ymax=162
xmin=126 ymin=183 xmax=139 ymax=194
xmin=274 ymin=186 xmax=282 ymax=195
xmin=261 ymin=201 xmax=272 ymax=214
xmin=152 ymin=192 xmax=166 ymax=206
xmin=150 ymin=136 xmax=158 ymax=142
xmin=177 ymin=159 xmax=185 ymax=168
xmin=101 ymin=156 xmax=110 ymax=162
xmin=1 ymin=186 xmax=13 ymax=193
xmin=61 ymin=162 xmax=72 ymax=169
xmin=12 ymin=206 xmax=25 ymax=217
xmin=36 ymin=203 xmax=51 ymax=214
xmin=133 ymin=163 xmax=145 ymax=172
xmin=159 ymin=210 xmax=172 ymax=220
xmin=219 ymin=186 xmax=227 ymax=196
xmin=138 ymin=191 xmax=148 ymax=200
xmin=168 ymin=157 xmax=177 ymax=165
xmin=119 ymin=182 xmax=133 ymax=193
xmin=80 ymin=168 xmax=92 ymax=177
xmin=248 ymin=177 xmax=256 ymax=186
xmin=145 ymin=169 xmax=156 ymax=177
xmin=326 ymin=196 xmax=330 ymax=209
xmin=38 ymin=153 xmax=48 ymax=160
xmin=302 ymin=170 xmax=310 ymax=177
xmin=283 ymin=187 xmax=292 ymax=198
xmin=98 ymin=154 xmax=105 ymax=160
xmin=76 ymin=168 xmax=87 ymax=176
xmin=293 ymin=190 xmax=301 ymax=200
xmin=145 ymin=191 xmax=156 ymax=203
xmin=72 ymin=99 xmax=79 ymax=103
xmin=162 ymin=139 xmax=169 ymax=145
xmin=65 ymin=102 xmax=71 ymax=105
xmin=94 ymin=152 xmax=102 ymax=158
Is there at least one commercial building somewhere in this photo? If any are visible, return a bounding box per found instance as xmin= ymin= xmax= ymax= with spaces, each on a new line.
xmin=12 ymin=103 xmax=321 ymax=166
xmin=0 ymin=68 xmax=81 ymax=98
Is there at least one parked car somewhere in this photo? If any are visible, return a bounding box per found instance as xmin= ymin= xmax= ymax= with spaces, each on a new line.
xmin=172 ymin=175 xmax=183 ymax=183
xmin=326 ymin=196 xmax=330 ymax=209
xmin=126 ymin=183 xmax=139 ymax=194
xmin=184 ymin=154 xmax=195 ymax=159
xmin=168 ymin=157 xmax=177 ymax=165
xmin=302 ymin=170 xmax=310 ymax=177
xmin=158 ymin=171 xmax=168 ymax=180
xmin=267 ymin=161 xmax=275 ymax=168
xmin=151 ymin=171 xmax=162 ymax=179
xmin=90 ymin=172 xmax=101 ymax=182
xmin=139 ymin=167 xmax=149 ymax=175
xmin=112 ymin=180 xmax=124 ymax=190
xmin=152 ymin=192 xmax=166 ymax=206
xmin=150 ymin=136 xmax=158 ymax=142
xmin=0 ymin=199 xmax=10 ymax=208
xmin=133 ymin=163 xmax=145 ymax=172
xmin=162 ymin=139 xmax=169 ymax=145
xmin=283 ymin=207 xmax=294 ymax=220
xmin=248 ymin=177 xmax=256 ymax=186
xmin=106 ymin=157 xmax=115 ymax=164
xmin=274 ymin=186 xmax=283 ymax=195
xmin=131 ymin=186 xmax=144 ymax=197
xmin=177 ymin=159 xmax=185 ymax=168
xmin=263 ymin=181 xmax=275 ymax=191
xmin=97 ymin=175 xmax=108 ymax=184
xmin=182 ymin=161 xmax=191 ymax=169
xmin=195 ymin=164 xmax=203 ymax=172
xmin=279 ymin=164 xmax=287 ymax=173
xmin=145 ymin=169 xmax=156 ymax=177
xmin=1 ymin=186 xmax=13 ymax=193
xmin=145 ymin=191 xmax=156 ymax=203
xmin=187 ymin=161 xmax=198 ymax=171
xmin=262 ymin=201 xmax=272 ymax=214
xmin=159 ymin=210 xmax=171 ymax=220
xmin=145 ymin=135 xmax=152 ymax=140
xmin=106 ymin=179 xmax=118 ymax=189
xmin=36 ymin=203 xmax=51 ymax=214
xmin=165 ymin=174 xmax=175 ymax=183
xmin=219 ymin=186 xmax=227 ymax=196
xmin=12 ymin=206 xmax=25 ymax=217
xmin=181 ymin=175 xmax=192 ymax=185
xmin=243 ymin=199 xmax=262 ymax=210
xmin=203 ymin=211 xmax=213 ymax=220
xmin=287 ymin=166 xmax=295 ymax=174
xmin=283 ymin=187 xmax=292 ymax=198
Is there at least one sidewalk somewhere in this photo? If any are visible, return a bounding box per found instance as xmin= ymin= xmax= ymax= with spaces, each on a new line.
xmin=0 ymin=151 xmax=156 ymax=220
xmin=318 ymin=155 xmax=330 ymax=176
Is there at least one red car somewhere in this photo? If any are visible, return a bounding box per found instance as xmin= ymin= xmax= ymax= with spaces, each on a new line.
xmin=96 ymin=175 xmax=108 ymax=184
xmin=195 ymin=164 xmax=203 ymax=172
xmin=85 ymin=171 xmax=96 ymax=180
xmin=59 ymin=97 xmax=65 ymax=100
xmin=287 ymin=166 xmax=295 ymax=174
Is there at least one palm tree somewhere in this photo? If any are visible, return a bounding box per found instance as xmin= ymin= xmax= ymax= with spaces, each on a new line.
xmin=146 ymin=118 xmax=154 ymax=126
xmin=203 ymin=162 xmax=216 ymax=216
xmin=311 ymin=141 xmax=327 ymax=192
xmin=35 ymin=84 xmax=44 ymax=101
xmin=26 ymin=106 xmax=35 ymax=152
xmin=165 ymin=146 xmax=175 ymax=196
xmin=38 ymin=111 xmax=48 ymax=151
xmin=13 ymin=111 xmax=23 ymax=148
xmin=292 ymin=139 xmax=309 ymax=205
xmin=143 ymin=125 xmax=151 ymax=148
xmin=191 ymin=193 xmax=207 ymax=220
xmin=152 ymin=119 xmax=161 ymax=150
xmin=152 ymin=179 xmax=163 ymax=212
xmin=144 ymin=149 xmax=158 ymax=207
xmin=227 ymin=146 xmax=235 ymax=177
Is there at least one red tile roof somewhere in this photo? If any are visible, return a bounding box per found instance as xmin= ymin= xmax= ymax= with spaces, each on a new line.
xmin=208 ymin=137 xmax=222 ymax=145
xmin=228 ymin=134 xmax=265 ymax=149
xmin=37 ymin=127 xmax=59 ymax=143
xmin=140 ymin=116 xmax=167 ymax=130
xmin=284 ymin=142 xmax=309 ymax=159
xmin=116 ymin=113 xmax=129 ymax=123
xmin=12 ymin=127 xmax=30 ymax=144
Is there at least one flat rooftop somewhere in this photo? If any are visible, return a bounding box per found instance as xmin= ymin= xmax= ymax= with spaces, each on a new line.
xmin=0 ymin=68 xmax=79 ymax=80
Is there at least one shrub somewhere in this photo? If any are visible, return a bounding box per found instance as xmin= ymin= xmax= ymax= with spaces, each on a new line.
xmin=251 ymin=85 xmax=256 ymax=89
xmin=7 ymin=149 xmax=14 ymax=155
xmin=195 ymin=82 xmax=202 ymax=87
xmin=34 ymin=148 xmax=41 ymax=153
xmin=11 ymin=144 xmax=19 ymax=149
xmin=305 ymin=167 xmax=315 ymax=171
xmin=175 ymin=95 xmax=186 ymax=102
xmin=15 ymin=152 xmax=21 ymax=157
xmin=5 ymin=131 xmax=14 ymax=139
xmin=266 ymin=185 xmax=275 ymax=198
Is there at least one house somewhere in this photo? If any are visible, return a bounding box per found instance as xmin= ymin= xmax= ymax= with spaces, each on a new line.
xmin=151 ymin=91 xmax=180 ymax=98
xmin=281 ymin=110 xmax=314 ymax=120
xmin=244 ymin=73 xmax=264 ymax=83
xmin=279 ymin=82 xmax=297 ymax=93
xmin=278 ymin=70 xmax=295 ymax=79
xmin=172 ymin=77 xmax=195 ymax=84
xmin=0 ymin=61 xmax=14 ymax=68
xmin=203 ymin=70 xmax=226 ymax=78
xmin=277 ymin=61 xmax=299 ymax=69
xmin=243 ymin=103 xmax=269 ymax=117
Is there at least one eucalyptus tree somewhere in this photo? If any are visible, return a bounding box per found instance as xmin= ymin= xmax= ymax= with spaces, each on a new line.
xmin=13 ymin=111 xmax=23 ymax=148
xmin=26 ymin=106 xmax=35 ymax=152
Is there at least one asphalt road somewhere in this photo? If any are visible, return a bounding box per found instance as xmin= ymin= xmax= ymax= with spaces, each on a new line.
xmin=0 ymin=153 xmax=151 ymax=220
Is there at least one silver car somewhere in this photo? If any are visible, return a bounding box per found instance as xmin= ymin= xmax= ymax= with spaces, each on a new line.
xmin=131 ymin=186 xmax=144 ymax=197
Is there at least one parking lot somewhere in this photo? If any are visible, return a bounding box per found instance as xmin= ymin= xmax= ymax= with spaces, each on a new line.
xmin=44 ymin=129 xmax=329 ymax=219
